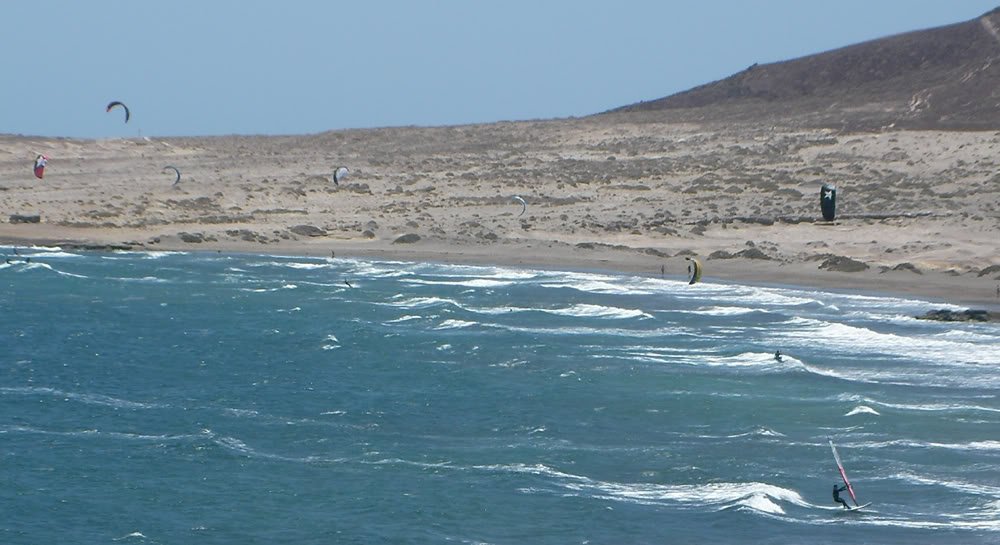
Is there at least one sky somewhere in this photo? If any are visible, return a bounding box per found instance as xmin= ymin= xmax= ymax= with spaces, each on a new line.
xmin=3 ymin=1 xmax=998 ymax=138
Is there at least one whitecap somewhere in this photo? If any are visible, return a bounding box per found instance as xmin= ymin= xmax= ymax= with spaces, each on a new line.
xmin=696 ymin=306 xmax=766 ymax=316
xmin=0 ymin=386 xmax=163 ymax=409
xmin=887 ymin=472 xmax=1000 ymax=497
xmin=384 ymin=296 xmax=459 ymax=310
xmin=435 ymin=319 xmax=476 ymax=330
xmin=384 ymin=315 xmax=422 ymax=323
xmin=778 ymin=317 xmax=1000 ymax=367
xmin=478 ymin=463 xmax=808 ymax=511
xmin=725 ymin=427 xmax=786 ymax=438
xmin=402 ymin=278 xmax=514 ymax=288
xmin=837 ymin=394 xmax=1000 ymax=414
xmin=845 ymin=405 xmax=880 ymax=416
xmin=544 ymin=303 xmax=651 ymax=320
xmin=111 ymin=276 xmax=167 ymax=283
xmin=23 ymin=251 xmax=81 ymax=259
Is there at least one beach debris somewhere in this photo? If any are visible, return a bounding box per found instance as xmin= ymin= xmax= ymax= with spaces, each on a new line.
xmin=106 ymin=101 xmax=130 ymax=123
xmin=511 ymin=195 xmax=527 ymax=217
xmin=33 ymin=155 xmax=47 ymax=179
xmin=163 ymin=165 xmax=181 ymax=185
xmin=333 ymin=166 xmax=350 ymax=185
xmin=685 ymin=257 xmax=703 ymax=285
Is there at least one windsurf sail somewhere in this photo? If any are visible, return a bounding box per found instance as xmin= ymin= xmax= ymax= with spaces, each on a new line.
xmin=829 ymin=439 xmax=858 ymax=506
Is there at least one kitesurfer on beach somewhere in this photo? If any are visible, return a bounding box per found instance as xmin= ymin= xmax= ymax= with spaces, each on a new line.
xmin=833 ymin=484 xmax=850 ymax=509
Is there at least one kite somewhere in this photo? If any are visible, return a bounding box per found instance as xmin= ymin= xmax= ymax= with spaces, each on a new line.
xmin=685 ymin=257 xmax=703 ymax=285
xmin=333 ymin=166 xmax=350 ymax=185
xmin=106 ymin=101 xmax=130 ymax=123
xmin=512 ymin=195 xmax=527 ymax=217
xmin=163 ymin=166 xmax=181 ymax=185
xmin=33 ymin=155 xmax=48 ymax=179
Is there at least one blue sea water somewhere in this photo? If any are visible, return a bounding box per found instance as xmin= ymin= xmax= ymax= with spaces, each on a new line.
xmin=1 ymin=248 xmax=999 ymax=544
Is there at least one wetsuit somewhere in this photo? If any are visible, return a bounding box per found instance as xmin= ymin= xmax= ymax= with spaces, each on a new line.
xmin=833 ymin=484 xmax=849 ymax=509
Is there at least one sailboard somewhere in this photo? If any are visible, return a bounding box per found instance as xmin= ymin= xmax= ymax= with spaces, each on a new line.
xmin=829 ymin=438 xmax=859 ymax=507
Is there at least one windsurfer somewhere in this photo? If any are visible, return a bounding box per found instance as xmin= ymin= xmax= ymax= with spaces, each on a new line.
xmin=833 ymin=484 xmax=850 ymax=509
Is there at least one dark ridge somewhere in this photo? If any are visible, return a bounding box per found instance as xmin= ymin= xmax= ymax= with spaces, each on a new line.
xmin=607 ymin=8 xmax=1000 ymax=130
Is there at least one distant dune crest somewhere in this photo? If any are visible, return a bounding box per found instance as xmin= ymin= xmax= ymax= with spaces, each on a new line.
xmin=611 ymin=8 xmax=1000 ymax=130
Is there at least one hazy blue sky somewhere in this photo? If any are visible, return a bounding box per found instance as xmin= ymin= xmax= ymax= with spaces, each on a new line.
xmin=4 ymin=1 xmax=997 ymax=137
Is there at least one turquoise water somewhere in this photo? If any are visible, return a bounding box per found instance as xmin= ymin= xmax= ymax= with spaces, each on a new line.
xmin=2 ymin=248 xmax=999 ymax=544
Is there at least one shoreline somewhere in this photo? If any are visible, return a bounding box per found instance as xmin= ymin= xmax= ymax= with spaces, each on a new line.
xmin=4 ymin=228 xmax=999 ymax=312
xmin=3 ymin=122 xmax=997 ymax=312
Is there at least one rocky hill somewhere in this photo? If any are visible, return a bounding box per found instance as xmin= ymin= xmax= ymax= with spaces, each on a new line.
xmin=610 ymin=8 xmax=1000 ymax=130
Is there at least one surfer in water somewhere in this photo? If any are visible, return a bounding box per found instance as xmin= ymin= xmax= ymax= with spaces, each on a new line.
xmin=833 ymin=484 xmax=850 ymax=509
xmin=774 ymin=350 xmax=783 ymax=362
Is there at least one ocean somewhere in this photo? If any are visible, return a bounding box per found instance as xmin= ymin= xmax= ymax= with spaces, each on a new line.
xmin=2 ymin=248 xmax=998 ymax=544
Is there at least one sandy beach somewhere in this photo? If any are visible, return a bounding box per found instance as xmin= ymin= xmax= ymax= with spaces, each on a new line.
xmin=2 ymin=114 xmax=999 ymax=309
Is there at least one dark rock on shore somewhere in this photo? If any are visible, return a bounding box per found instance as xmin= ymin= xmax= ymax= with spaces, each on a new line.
xmin=818 ymin=255 xmax=868 ymax=272
xmin=915 ymin=309 xmax=1000 ymax=322
xmin=977 ymin=264 xmax=1000 ymax=278
xmin=289 ymin=224 xmax=327 ymax=237
xmin=62 ymin=242 xmax=136 ymax=252
xmin=393 ymin=233 xmax=421 ymax=244
xmin=10 ymin=214 xmax=40 ymax=224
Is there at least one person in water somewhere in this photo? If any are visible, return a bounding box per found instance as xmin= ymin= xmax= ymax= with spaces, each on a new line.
xmin=774 ymin=350 xmax=783 ymax=362
xmin=833 ymin=484 xmax=850 ymax=509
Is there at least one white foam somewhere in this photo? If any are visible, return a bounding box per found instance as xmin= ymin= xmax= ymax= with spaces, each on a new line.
xmin=845 ymin=405 xmax=880 ymax=416
xmin=480 ymin=463 xmax=806 ymax=512
xmin=546 ymin=303 xmax=651 ymax=319
xmin=24 ymin=251 xmax=81 ymax=259
xmin=540 ymin=278 xmax=657 ymax=295
xmin=839 ymin=394 xmax=1000 ymax=414
xmin=111 ymin=276 xmax=167 ymax=283
xmin=384 ymin=315 xmax=422 ymax=323
xmin=672 ymin=351 xmax=798 ymax=372
xmin=725 ymin=427 xmax=786 ymax=438
xmin=0 ymin=386 xmax=163 ymax=409
xmin=20 ymin=262 xmax=89 ymax=278
xmin=385 ymin=296 xmax=459 ymax=309
xmin=889 ymin=471 xmax=1000 ymax=497
xmin=435 ymin=319 xmax=477 ymax=330
xmin=492 ymin=323 xmax=689 ymax=339
xmin=281 ymin=262 xmax=331 ymax=270
xmin=238 ymin=283 xmax=298 ymax=293
xmin=696 ymin=306 xmax=766 ymax=316
xmin=858 ymin=439 xmax=1000 ymax=452
xmin=402 ymin=278 xmax=514 ymax=288
xmin=779 ymin=317 xmax=1000 ymax=367
xmin=141 ymin=250 xmax=185 ymax=259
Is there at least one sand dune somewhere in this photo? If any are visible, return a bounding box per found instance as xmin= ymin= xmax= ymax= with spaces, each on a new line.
xmin=1 ymin=117 xmax=998 ymax=307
